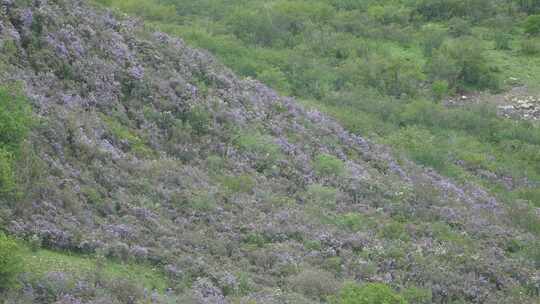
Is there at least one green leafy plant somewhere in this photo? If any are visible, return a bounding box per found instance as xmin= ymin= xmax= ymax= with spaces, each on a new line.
xmin=524 ymin=15 xmax=540 ymax=36
xmin=332 ymin=282 xmax=407 ymax=304
xmin=0 ymin=86 xmax=31 ymax=199
xmin=221 ymin=174 xmax=255 ymax=194
xmin=235 ymin=131 xmax=280 ymax=172
xmin=0 ymin=148 xmax=15 ymax=197
xmin=306 ymin=184 xmax=337 ymax=208
xmin=0 ymin=86 xmax=31 ymax=152
xmin=0 ymin=233 xmax=23 ymax=291
xmin=313 ymin=154 xmax=345 ymax=177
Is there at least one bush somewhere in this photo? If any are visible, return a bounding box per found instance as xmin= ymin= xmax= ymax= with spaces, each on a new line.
xmin=182 ymin=105 xmax=212 ymax=136
xmin=289 ymin=269 xmax=339 ymax=301
xmin=431 ymin=80 xmax=449 ymax=102
xmin=448 ymin=17 xmax=471 ymax=37
xmin=521 ymin=38 xmax=540 ymax=55
xmin=235 ymin=131 xmax=280 ymax=172
xmin=420 ymin=24 xmax=447 ymax=57
xmin=524 ymin=15 xmax=540 ymax=36
xmin=0 ymin=85 xmax=32 ymax=152
xmin=313 ymin=154 xmax=345 ymax=177
xmin=428 ymin=38 xmax=500 ymax=90
xmin=221 ymin=174 xmax=255 ymax=194
xmin=494 ymin=32 xmax=512 ymax=50
xmin=0 ymin=233 xmax=23 ymax=291
xmin=332 ymin=282 xmax=407 ymax=304
xmin=0 ymin=86 xmax=31 ymax=199
xmin=401 ymin=287 xmax=432 ymax=304
xmin=306 ymin=184 xmax=337 ymax=208
xmin=335 ymin=213 xmax=375 ymax=232
xmin=379 ymin=221 xmax=409 ymax=241
xmin=386 ymin=126 xmax=447 ymax=171
xmin=509 ymin=202 xmax=540 ymax=235
xmin=0 ymin=148 xmax=15 ymax=197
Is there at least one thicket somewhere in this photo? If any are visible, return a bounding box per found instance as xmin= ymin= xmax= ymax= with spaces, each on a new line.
xmin=0 ymin=85 xmax=32 ymax=199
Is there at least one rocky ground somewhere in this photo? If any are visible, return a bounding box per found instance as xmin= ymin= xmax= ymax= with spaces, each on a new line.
xmin=446 ymin=85 xmax=540 ymax=121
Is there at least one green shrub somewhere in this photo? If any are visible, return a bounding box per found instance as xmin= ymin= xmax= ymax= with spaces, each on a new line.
xmin=81 ymin=186 xmax=104 ymax=206
xmin=235 ymin=131 xmax=280 ymax=172
xmin=379 ymin=221 xmax=409 ymax=241
xmin=304 ymin=239 xmax=322 ymax=251
xmin=243 ymin=233 xmax=268 ymax=248
xmin=221 ymin=174 xmax=255 ymax=194
xmin=189 ymin=191 xmax=218 ymax=211
xmin=428 ymin=38 xmax=500 ymax=90
xmin=431 ymin=80 xmax=449 ymax=102
xmin=401 ymin=287 xmax=432 ymax=304
xmin=420 ymin=24 xmax=447 ymax=57
xmin=0 ymin=148 xmax=15 ymax=197
xmin=289 ymin=269 xmax=339 ymax=301
xmin=1 ymin=40 xmax=18 ymax=62
xmin=448 ymin=17 xmax=471 ymax=37
xmin=524 ymin=15 xmax=540 ymax=36
xmin=335 ymin=213 xmax=375 ymax=232
xmin=332 ymin=282 xmax=407 ymax=304
xmin=386 ymin=126 xmax=447 ymax=171
xmin=0 ymin=233 xmax=23 ymax=291
xmin=182 ymin=105 xmax=212 ymax=136
xmin=494 ymin=32 xmax=512 ymax=50
xmin=0 ymin=86 xmax=32 ymax=152
xmin=0 ymin=86 xmax=31 ymax=199
xmin=306 ymin=184 xmax=337 ymax=208
xmin=521 ymin=38 xmax=540 ymax=55
xmin=313 ymin=154 xmax=345 ymax=177
xmin=509 ymin=202 xmax=540 ymax=235
xmin=102 ymin=115 xmax=155 ymax=158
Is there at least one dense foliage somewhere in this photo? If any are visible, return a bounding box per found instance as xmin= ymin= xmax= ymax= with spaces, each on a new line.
xmin=0 ymin=86 xmax=31 ymax=198
xmin=96 ymin=0 xmax=540 ymax=209
xmin=0 ymin=233 xmax=23 ymax=291
xmin=332 ymin=282 xmax=407 ymax=304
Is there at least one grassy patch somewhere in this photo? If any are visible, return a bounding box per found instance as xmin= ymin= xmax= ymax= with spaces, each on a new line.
xmin=21 ymin=248 xmax=169 ymax=291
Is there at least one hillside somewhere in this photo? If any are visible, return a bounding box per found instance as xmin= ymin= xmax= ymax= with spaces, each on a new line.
xmin=99 ymin=0 xmax=540 ymax=207
xmin=0 ymin=0 xmax=538 ymax=303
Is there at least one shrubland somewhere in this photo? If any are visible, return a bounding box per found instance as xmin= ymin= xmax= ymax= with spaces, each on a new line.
xmin=0 ymin=0 xmax=537 ymax=303
xmin=95 ymin=0 xmax=540 ymax=210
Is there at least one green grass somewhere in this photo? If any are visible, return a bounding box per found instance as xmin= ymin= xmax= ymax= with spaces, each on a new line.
xmin=20 ymin=248 xmax=169 ymax=291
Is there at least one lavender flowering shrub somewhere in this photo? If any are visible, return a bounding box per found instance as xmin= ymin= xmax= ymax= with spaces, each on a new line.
xmin=0 ymin=0 xmax=537 ymax=303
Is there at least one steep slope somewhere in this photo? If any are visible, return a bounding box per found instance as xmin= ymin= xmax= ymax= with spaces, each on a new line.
xmin=0 ymin=0 xmax=538 ymax=303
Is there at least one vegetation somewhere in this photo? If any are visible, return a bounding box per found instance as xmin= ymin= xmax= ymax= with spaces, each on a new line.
xmin=96 ymin=0 xmax=540 ymax=209
xmin=0 ymin=233 xmax=23 ymax=291
xmin=332 ymin=282 xmax=407 ymax=304
xmin=0 ymin=85 xmax=31 ymax=199
xmin=20 ymin=248 xmax=168 ymax=292
xmin=0 ymin=0 xmax=538 ymax=302
xmin=314 ymin=154 xmax=345 ymax=177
